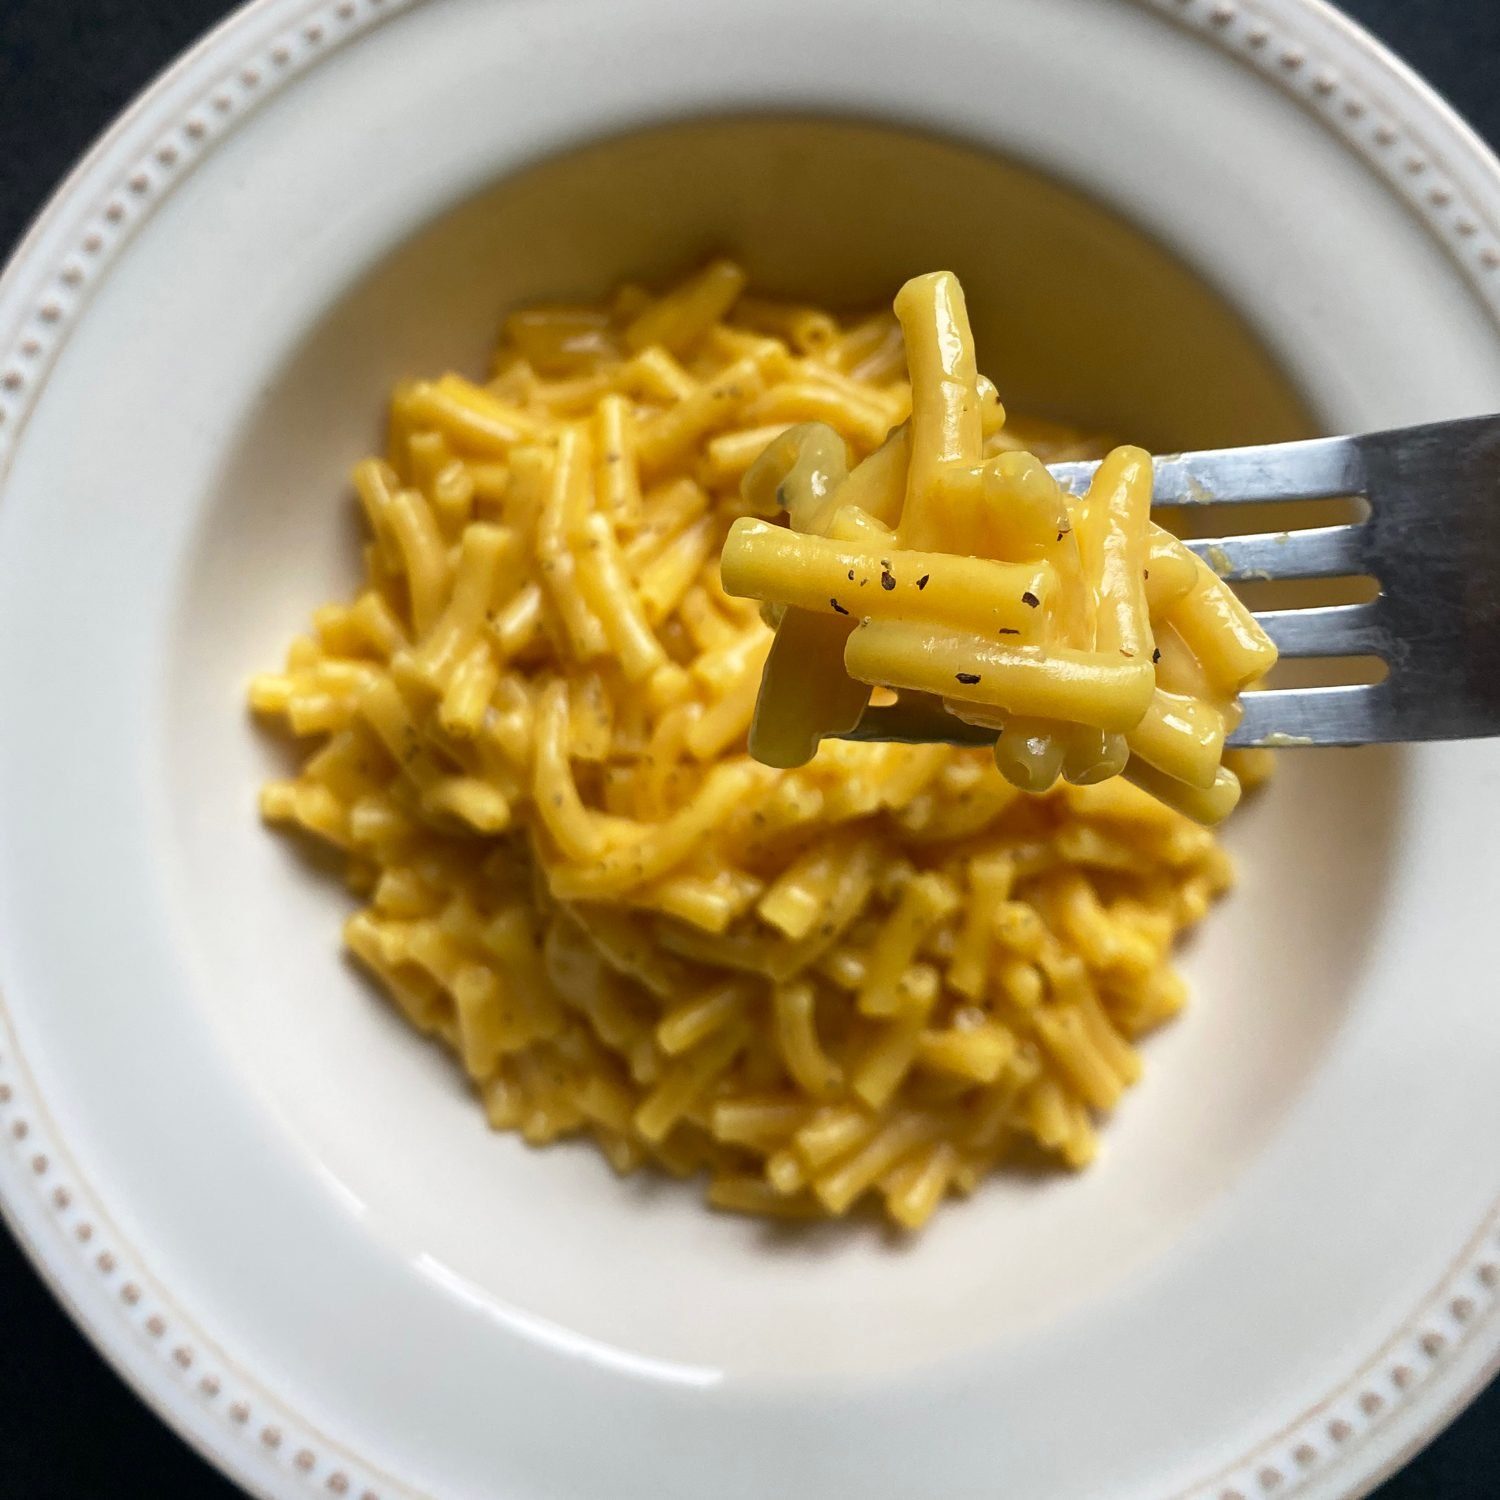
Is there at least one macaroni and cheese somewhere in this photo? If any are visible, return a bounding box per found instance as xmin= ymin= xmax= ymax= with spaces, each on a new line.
xmin=251 ymin=262 xmax=1256 ymax=1228
xmin=721 ymin=271 xmax=1277 ymax=822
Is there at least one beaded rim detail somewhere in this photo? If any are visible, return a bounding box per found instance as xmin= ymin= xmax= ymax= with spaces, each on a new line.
xmin=0 ymin=1 xmax=1499 ymax=1497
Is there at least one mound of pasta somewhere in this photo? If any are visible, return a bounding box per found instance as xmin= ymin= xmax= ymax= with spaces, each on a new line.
xmin=720 ymin=270 xmax=1277 ymax=823
xmin=252 ymin=261 xmax=1253 ymax=1229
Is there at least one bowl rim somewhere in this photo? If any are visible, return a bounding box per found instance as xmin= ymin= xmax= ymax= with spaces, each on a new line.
xmin=1 ymin=2 xmax=1499 ymax=1498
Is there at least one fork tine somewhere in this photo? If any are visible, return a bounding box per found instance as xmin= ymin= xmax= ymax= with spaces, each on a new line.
xmin=1048 ymin=433 xmax=1363 ymax=505
xmin=853 ymin=688 xmax=1393 ymax=750
xmin=841 ymin=705 xmax=992 ymax=747
xmin=1255 ymin=603 xmax=1385 ymax=658
xmin=1229 ymin=683 xmax=1391 ymax=746
xmin=1183 ymin=524 xmax=1370 ymax=582
xmin=1046 ymin=461 xmax=1105 ymax=499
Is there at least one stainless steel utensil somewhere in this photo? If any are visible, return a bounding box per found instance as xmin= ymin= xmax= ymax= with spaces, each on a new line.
xmin=844 ymin=414 xmax=1500 ymax=749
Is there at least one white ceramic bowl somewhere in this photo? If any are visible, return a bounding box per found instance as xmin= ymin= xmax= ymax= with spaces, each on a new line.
xmin=2 ymin=2 xmax=1500 ymax=1497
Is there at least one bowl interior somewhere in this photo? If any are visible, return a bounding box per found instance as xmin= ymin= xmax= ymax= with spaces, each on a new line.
xmin=164 ymin=116 xmax=1401 ymax=1377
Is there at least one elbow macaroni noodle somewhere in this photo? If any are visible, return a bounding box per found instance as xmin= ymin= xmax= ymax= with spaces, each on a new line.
xmin=721 ymin=270 xmax=1277 ymax=824
xmin=252 ymin=261 xmax=1264 ymax=1229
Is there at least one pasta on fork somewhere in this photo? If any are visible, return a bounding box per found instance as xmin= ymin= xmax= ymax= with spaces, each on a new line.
xmin=252 ymin=261 xmax=1263 ymax=1229
xmin=720 ymin=270 xmax=1277 ymax=823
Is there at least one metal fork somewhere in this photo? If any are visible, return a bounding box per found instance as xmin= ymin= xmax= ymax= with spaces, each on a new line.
xmin=845 ymin=413 xmax=1500 ymax=749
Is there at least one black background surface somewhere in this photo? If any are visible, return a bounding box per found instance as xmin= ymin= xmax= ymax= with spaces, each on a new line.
xmin=1 ymin=2 xmax=1498 ymax=1496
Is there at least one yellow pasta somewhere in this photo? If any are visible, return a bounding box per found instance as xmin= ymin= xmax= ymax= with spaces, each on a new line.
xmin=723 ymin=270 xmax=1277 ymax=824
xmin=253 ymin=263 xmax=1256 ymax=1230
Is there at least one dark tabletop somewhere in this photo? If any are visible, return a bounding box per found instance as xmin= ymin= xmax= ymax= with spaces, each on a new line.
xmin=2 ymin=2 xmax=1499 ymax=1496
